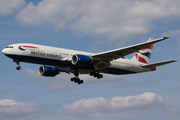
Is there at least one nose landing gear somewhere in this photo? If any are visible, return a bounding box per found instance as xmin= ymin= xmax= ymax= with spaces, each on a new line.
xmin=13 ymin=59 xmax=21 ymax=70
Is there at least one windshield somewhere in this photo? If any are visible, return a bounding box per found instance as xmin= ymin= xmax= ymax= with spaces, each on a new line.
xmin=6 ymin=46 xmax=13 ymax=48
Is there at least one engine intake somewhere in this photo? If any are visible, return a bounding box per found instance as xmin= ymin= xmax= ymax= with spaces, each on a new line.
xmin=39 ymin=66 xmax=58 ymax=77
xmin=72 ymin=54 xmax=92 ymax=66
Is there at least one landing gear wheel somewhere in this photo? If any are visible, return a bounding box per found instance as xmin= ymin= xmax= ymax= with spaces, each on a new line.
xmin=89 ymin=72 xmax=93 ymax=76
xmin=71 ymin=78 xmax=74 ymax=82
xmin=16 ymin=66 xmax=21 ymax=70
xmin=98 ymin=74 xmax=103 ymax=79
xmin=93 ymin=74 xmax=97 ymax=77
xmin=74 ymin=79 xmax=78 ymax=83
xmin=90 ymin=71 xmax=103 ymax=79
xmin=70 ymin=77 xmax=84 ymax=84
xmin=78 ymin=80 xmax=84 ymax=84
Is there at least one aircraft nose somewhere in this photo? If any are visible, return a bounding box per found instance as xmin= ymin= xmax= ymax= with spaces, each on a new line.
xmin=2 ymin=48 xmax=6 ymax=54
xmin=2 ymin=48 xmax=12 ymax=55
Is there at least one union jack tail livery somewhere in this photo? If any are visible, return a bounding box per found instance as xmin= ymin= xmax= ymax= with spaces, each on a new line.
xmin=131 ymin=38 xmax=155 ymax=64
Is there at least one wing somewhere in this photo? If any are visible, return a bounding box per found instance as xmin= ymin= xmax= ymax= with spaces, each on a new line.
xmin=92 ymin=37 xmax=169 ymax=61
xmin=91 ymin=37 xmax=169 ymax=70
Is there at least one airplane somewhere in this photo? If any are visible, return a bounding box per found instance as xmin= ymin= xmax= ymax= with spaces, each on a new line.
xmin=2 ymin=37 xmax=176 ymax=84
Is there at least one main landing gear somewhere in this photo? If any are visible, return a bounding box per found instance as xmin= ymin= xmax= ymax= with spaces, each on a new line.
xmin=70 ymin=71 xmax=103 ymax=85
xmin=71 ymin=77 xmax=84 ymax=84
xmin=13 ymin=59 xmax=21 ymax=70
xmin=89 ymin=71 xmax=103 ymax=79
xmin=71 ymin=72 xmax=84 ymax=85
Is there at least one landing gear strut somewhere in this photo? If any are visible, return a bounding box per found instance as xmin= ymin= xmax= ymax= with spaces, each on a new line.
xmin=13 ymin=59 xmax=21 ymax=70
xmin=89 ymin=71 xmax=103 ymax=79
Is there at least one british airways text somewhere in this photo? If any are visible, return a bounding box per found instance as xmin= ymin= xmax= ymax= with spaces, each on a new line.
xmin=31 ymin=51 xmax=61 ymax=59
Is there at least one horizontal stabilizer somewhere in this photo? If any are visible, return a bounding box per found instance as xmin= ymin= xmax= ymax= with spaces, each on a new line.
xmin=141 ymin=60 xmax=177 ymax=68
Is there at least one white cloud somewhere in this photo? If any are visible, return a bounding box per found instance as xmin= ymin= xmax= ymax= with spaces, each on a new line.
xmin=24 ymin=68 xmax=41 ymax=79
xmin=62 ymin=92 xmax=170 ymax=117
xmin=15 ymin=0 xmax=180 ymax=40
xmin=24 ymin=68 xmax=73 ymax=90
xmin=163 ymin=29 xmax=180 ymax=49
xmin=48 ymin=75 xmax=73 ymax=90
xmin=0 ymin=99 xmax=57 ymax=120
xmin=0 ymin=99 xmax=40 ymax=120
xmin=163 ymin=29 xmax=180 ymax=37
xmin=16 ymin=0 xmax=81 ymax=26
xmin=0 ymin=0 xmax=26 ymax=15
xmin=171 ymin=108 xmax=180 ymax=116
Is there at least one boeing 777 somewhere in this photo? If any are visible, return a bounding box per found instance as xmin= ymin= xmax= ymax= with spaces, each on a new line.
xmin=2 ymin=37 xmax=176 ymax=84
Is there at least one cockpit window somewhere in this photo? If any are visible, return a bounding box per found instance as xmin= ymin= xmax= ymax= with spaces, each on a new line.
xmin=6 ymin=46 xmax=13 ymax=48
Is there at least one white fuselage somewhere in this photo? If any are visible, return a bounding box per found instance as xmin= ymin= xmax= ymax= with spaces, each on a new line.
xmin=2 ymin=43 xmax=151 ymax=75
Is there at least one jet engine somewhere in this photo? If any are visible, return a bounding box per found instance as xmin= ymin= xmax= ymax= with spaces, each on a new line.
xmin=72 ymin=54 xmax=92 ymax=66
xmin=39 ymin=66 xmax=59 ymax=77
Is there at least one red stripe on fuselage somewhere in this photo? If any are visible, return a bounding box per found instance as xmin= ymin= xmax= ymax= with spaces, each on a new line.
xmin=19 ymin=46 xmax=38 ymax=48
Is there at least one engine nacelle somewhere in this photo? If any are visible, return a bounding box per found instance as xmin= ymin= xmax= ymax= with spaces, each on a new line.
xmin=72 ymin=54 xmax=92 ymax=66
xmin=39 ymin=66 xmax=58 ymax=77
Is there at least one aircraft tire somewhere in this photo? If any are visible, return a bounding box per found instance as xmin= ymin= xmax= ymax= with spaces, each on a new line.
xmin=16 ymin=66 xmax=21 ymax=70
xmin=71 ymin=78 xmax=74 ymax=82
xmin=74 ymin=78 xmax=79 ymax=83
xmin=89 ymin=72 xmax=93 ymax=76
xmin=78 ymin=80 xmax=84 ymax=84
xmin=99 ymin=74 xmax=103 ymax=78
xmin=97 ymin=74 xmax=103 ymax=79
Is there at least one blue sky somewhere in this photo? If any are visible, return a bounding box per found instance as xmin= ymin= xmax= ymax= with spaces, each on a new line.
xmin=0 ymin=0 xmax=180 ymax=120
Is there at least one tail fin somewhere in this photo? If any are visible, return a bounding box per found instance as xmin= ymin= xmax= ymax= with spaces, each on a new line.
xmin=131 ymin=37 xmax=155 ymax=64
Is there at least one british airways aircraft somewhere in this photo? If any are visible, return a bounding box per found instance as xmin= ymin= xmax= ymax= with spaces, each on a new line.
xmin=2 ymin=37 xmax=176 ymax=84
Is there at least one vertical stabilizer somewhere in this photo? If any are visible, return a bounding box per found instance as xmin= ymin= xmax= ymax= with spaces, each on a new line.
xmin=131 ymin=37 xmax=155 ymax=64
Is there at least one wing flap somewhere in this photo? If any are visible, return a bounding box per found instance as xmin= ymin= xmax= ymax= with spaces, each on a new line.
xmin=141 ymin=60 xmax=177 ymax=68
